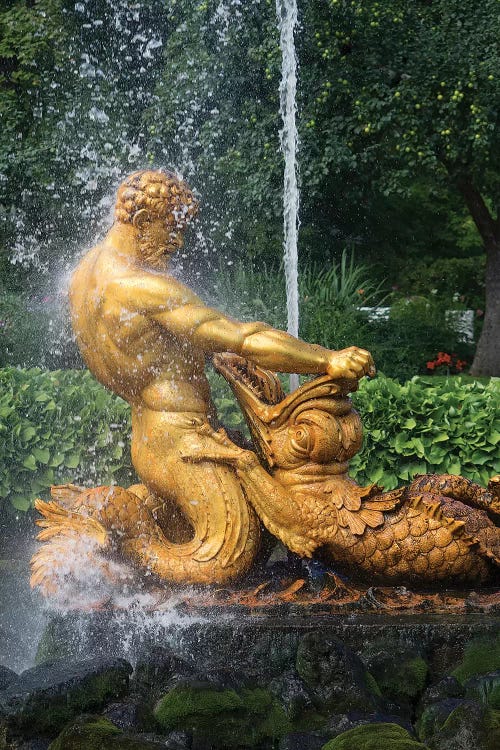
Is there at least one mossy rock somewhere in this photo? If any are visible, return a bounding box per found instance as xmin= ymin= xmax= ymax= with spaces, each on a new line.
xmin=360 ymin=635 xmax=428 ymax=705
xmin=48 ymin=716 xmax=166 ymax=749
xmin=428 ymin=701 xmax=500 ymax=750
xmin=465 ymin=671 xmax=500 ymax=709
xmin=296 ymin=632 xmax=379 ymax=713
xmin=417 ymin=675 xmax=464 ymax=716
xmin=321 ymin=723 xmax=429 ymax=749
xmin=0 ymin=657 xmax=132 ymax=733
xmin=416 ymin=698 xmax=471 ymax=742
xmin=451 ymin=635 xmax=500 ymax=684
xmin=375 ymin=657 xmax=428 ymax=702
xmin=48 ymin=717 xmax=121 ymax=749
xmin=154 ymin=685 xmax=291 ymax=747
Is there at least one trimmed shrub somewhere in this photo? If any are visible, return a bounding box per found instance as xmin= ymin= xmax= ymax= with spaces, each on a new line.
xmin=350 ymin=375 xmax=499 ymax=490
xmin=0 ymin=368 xmax=498 ymax=512
xmin=0 ymin=367 xmax=133 ymax=512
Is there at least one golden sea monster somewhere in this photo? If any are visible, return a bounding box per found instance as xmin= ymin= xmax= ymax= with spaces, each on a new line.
xmin=211 ymin=354 xmax=500 ymax=586
xmin=30 ymin=169 xmax=375 ymax=596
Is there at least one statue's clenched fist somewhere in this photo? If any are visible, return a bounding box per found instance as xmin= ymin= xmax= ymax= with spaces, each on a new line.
xmin=325 ymin=346 xmax=376 ymax=380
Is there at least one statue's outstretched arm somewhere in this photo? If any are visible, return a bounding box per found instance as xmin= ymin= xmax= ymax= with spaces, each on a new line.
xmin=183 ymin=306 xmax=373 ymax=380
xmin=109 ymin=274 xmax=374 ymax=379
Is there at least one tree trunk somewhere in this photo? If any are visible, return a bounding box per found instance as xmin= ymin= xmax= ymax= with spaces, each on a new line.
xmin=455 ymin=178 xmax=500 ymax=376
xmin=470 ymin=240 xmax=500 ymax=376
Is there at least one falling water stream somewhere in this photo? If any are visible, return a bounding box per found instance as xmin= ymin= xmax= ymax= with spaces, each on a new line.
xmin=276 ymin=0 xmax=300 ymax=393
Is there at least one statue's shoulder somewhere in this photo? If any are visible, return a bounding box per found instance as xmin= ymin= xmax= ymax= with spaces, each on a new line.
xmin=105 ymin=269 xmax=200 ymax=311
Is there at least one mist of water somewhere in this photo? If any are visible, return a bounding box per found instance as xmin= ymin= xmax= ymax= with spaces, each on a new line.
xmin=276 ymin=0 xmax=300 ymax=392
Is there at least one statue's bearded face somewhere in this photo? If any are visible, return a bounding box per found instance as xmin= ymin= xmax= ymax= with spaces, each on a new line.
xmin=138 ymin=217 xmax=185 ymax=270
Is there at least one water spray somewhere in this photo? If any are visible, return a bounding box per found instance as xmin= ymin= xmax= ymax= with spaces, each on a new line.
xmin=276 ymin=0 xmax=300 ymax=392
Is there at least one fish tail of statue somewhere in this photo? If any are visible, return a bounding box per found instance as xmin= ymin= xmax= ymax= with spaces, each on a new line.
xmin=30 ymin=498 xmax=110 ymax=598
xmin=30 ymin=464 xmax=262 ymax=597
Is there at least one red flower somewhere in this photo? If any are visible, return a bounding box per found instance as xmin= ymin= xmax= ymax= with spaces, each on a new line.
xmin=426 ymin=351 xmax=468 ymax=375
xmin=437 ymin=352 xmax=452 ymax=365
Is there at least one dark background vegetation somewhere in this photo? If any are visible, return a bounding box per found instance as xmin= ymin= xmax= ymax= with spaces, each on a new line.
xmin=0 ymin=0 xmax=499 ymax=378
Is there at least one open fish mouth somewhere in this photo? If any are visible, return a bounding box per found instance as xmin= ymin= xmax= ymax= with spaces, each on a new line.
xmin=212 ymin=353 xmax=285 ymax=408
xmin=212 ymin=353 xmax=356 ymax=429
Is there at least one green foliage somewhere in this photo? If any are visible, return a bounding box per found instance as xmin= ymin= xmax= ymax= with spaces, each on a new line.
xmin=396 ymin=256 xmax=486 ymax=310
xmin=350 ymin=376 xmax=500 ymax=490
xmin=212 ymin=260 xmax=287 ymax=330
xmin=299 ymin=251 xmax=385 ymax=349
xmin=210 ymin=258 xmax=475 ymax=382
xmin=151 ymin=1 xmax=282 ymax=229
xmin=0 ymin=292 xmax=80 ymax=369
xmin=0 ymin=293 xmax=45 ymax=368
xmin=321 ymin=722 xmax=429 ymax=750
xmin=1 ymin=367 xmax=496 ymax=513
xmin=302 ymin=0 xmax=500 ymax=197
xmin=211 ymin=251 xmax=385 ymax=352
xmin=0 ymin=368 xmax=133 ymax=512
xmin=363 ymin=294 xmax=473 ymax=381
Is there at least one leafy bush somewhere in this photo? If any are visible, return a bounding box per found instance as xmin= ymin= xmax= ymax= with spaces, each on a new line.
xmin=0 ymin=368 xmax=133 ymax=512
xmin=212 ymin=260 xmax=287 ymax=330
xmin=350 ymin=375 xmax=500 ymax=490
xmin=1 ymin=368 xmax=497 ymax=513
xmin=299 ymin=253 xmax=385 ymax=350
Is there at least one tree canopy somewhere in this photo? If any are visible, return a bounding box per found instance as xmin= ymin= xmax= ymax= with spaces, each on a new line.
xmin=1 ymin=0 xmax=499 ymax=372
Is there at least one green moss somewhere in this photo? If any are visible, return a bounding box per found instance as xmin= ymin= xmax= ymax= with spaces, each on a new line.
xmin=48 ymin=717 xmax=121 ymax=749
xmin=452 ymin=636 xmax=500 ymax=684
xmin=364 ymin=671 xmax=382 ymax=697
xmin=360 ymin=635 xmax=428 ymax=705
xmin=416 ymin=703 xmax=445 ymax=742
xmin=321 ymin=723 xmax=430 ymax=750
xmin=154 ymin=686 xmax=291 ymax=747
xmin=292 ymin=711 xmax=328 ymax=732
xmin=12 ymin=663 xmax=130 ymax=733
xmin=154 ymin=686 xmax=242 ymax=728
xmin=48 ymin=716 xmax=165 ymax=749
xmin=487 ymin=709 xmax=500 ymax=749
xmin=67 ymin=670 xmax=129 ymax=712
xmin=377 ymin=657 xmax=428 ymax=701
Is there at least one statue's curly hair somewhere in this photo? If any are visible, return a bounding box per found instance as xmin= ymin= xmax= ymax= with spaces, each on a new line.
xmin=115 ymin=170 xmax=198 ymax=227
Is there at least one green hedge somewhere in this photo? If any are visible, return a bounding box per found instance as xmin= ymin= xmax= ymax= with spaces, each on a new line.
xmin=350 ymin=375 xmax=500 ymax=490
xmin=0 ymin=368 xmax=498 ymax=512
xmin=0 ymin=368 xmax=133 ymax=512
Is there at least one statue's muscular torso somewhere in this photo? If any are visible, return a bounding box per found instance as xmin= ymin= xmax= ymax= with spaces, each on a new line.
xmin=69 ymin=239 xmax=213 ymax=415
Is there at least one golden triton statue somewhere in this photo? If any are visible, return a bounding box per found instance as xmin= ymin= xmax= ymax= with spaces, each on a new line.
xmin=30 ymin=170 xmax=500 ymax=598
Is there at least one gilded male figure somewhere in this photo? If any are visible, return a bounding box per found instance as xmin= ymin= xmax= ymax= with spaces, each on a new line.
xmin=68 ymin=169 xmax=374 ymax=582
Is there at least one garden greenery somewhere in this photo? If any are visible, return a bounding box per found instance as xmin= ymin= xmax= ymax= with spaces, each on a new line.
xmin=350 ymin=375 xmax=500 ymax=490
xmin=1 ymin=368 xmax=498 ymax=513
xmin=0 ymin=368 xmax=132 ymax=513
